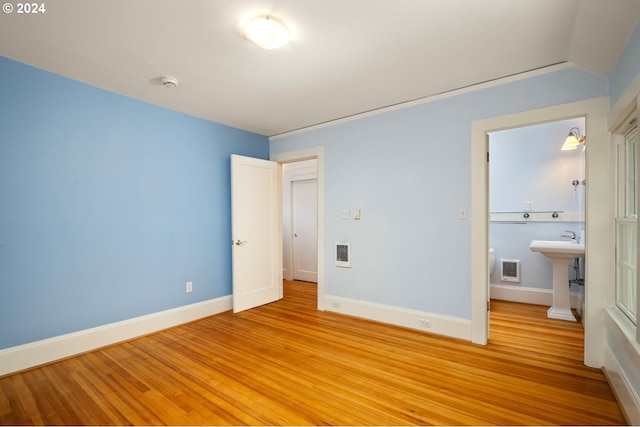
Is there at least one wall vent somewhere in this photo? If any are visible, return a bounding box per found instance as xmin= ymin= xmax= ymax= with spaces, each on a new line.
xmin=335 ymin=242 xmax=351 ymax=268
xmin=500 ymin=259 xmax=520 ymax=283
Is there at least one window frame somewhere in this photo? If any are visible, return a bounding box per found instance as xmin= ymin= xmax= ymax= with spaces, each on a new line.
xmin=612 ymin=110 xmax=640 ymax=336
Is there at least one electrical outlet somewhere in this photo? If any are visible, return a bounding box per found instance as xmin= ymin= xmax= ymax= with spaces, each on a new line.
xmin=186 ymin=281 xmax=193 ymax=293
xmin=418 ymin=318 xmax=431 ymax=329
xmin=331 ymin=301 xmax=341 ymax=309
xmin=523 ymin=201 xmax=534 ymax=211
xmin=341 ymin=209 xmax=350 ymax=219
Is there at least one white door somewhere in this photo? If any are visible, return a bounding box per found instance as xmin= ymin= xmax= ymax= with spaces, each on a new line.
xmin=292 ymin=178 xmax=318 ymax=282
xmin=231 ymin=154 xmax=282 ymax=313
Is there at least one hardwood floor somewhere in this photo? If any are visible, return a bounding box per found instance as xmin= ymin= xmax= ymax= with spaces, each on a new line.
xmin=0 ymin=281 xmax=626 ymax=425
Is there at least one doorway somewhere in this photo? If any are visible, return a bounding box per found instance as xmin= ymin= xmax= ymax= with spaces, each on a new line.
xmin=488 ymin=118 xmax=586 ymax=308
xmin=271 ymin=147 xmax=326 ymax=310
xmin=470 ymin=96 xmax=610 ymax=367
xmin=487 ymin=118 xmax=586 ymax=341
xmin=282 ymin=159 xmax=318 ymax=283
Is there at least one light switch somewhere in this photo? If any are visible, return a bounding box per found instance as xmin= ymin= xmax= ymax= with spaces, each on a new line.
xmin=458 ymin=208 xmax=467 ymax=220
xmin=353 ymin=209 xmax=361 ymax=220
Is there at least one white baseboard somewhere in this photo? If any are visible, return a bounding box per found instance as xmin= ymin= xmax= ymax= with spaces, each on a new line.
xmin=0 ymin=296 xmax=232 ymax=377
xmin=604 ymin=345 xmax=640 ymax=425
xmin=490 ymin=283 xmax=580 ymax=308
xmin=324 ymin=294 xmax=471 ymax=341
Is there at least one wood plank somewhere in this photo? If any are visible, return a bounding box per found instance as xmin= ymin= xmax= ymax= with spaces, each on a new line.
xmin=0 ymin=281 xmax=627 ymax=425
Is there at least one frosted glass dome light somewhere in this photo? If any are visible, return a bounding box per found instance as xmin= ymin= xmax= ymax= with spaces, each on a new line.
xmin=244 ymin=15 xmax=290 ymax=49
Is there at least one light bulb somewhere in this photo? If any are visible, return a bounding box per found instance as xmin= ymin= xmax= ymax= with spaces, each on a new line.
xmin=245 ymin=15 xmax=290 ymax=49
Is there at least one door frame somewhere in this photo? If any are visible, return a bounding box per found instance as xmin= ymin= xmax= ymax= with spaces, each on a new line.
xmin=271 ymin=147 xmax=325 ymax=310
xmin=470 ymin=96 xmax=610 ymax=368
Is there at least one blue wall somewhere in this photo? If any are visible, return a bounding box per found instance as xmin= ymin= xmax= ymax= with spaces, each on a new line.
xmin=610 ymin=19 xmax=640 ymax=108
xmin=0 ymin=56 xmax=269 ymax=349
xmin=271 ymin=66 xmax=607 ymax=320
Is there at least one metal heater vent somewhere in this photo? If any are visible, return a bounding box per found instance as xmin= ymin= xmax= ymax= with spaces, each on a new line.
xmin=501 ymin=259 xmax=520 ymax=283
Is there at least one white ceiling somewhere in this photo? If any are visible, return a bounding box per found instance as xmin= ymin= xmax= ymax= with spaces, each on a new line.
xmin=1 ymin=0 xmax=639 ymax=137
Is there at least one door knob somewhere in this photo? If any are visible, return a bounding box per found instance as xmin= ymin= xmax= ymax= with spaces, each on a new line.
xmin=232 ymin=239 xmax=247 ymax=246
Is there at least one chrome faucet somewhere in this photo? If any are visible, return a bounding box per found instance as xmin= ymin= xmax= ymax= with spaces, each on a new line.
xmin=561 ymin=231 xmax=577 ymax=242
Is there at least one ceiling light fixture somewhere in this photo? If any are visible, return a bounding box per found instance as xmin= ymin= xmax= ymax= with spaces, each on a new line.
xmin=561 ymin=127 xmax=586 ymax=151
xmin=244 ymin=15 xmax=290 ymax=49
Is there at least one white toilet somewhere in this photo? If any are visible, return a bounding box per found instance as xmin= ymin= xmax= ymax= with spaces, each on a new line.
xmin=489 ymin=248 xmax=495 ymax=274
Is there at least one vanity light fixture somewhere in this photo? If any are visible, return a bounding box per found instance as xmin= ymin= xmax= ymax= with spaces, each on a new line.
xmin=561 ymin=127 xmax=586 ymax=151
xmin=244 ymin=15 xmax=290 ymax=49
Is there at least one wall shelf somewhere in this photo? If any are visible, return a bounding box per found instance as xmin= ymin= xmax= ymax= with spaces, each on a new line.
xmin=489 ymin=211 xmax=584 ymax=223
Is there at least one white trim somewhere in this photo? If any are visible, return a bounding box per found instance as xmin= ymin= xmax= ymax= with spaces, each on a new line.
xmin=324 ymin=294 xmax=471 ymax=341
xmin=604 ymin=347 xmax=640 ymax=425
xmin=490 ymin=284 xmax=580 ymax=308
xmin=270 ymin=146 xmax=326 ymax=310
xmin=471 ymin=123 xmax=490 ymax=345
xmin=604 ymin=308 xmax=640 ymax=425
xmin=271 ymin=63 xmax=574 ymax=140
xmin=472 ymin=96 xmax=611 ymax=368
xmin=0 ymin=296 xmax=232 ymax=376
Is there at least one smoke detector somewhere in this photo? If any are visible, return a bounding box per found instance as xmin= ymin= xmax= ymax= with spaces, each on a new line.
xmin=160 ymin=76 xmax=178 ymax=88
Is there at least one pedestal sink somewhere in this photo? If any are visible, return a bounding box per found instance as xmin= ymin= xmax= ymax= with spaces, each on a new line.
xmin=530 ymin=240 xmax=585 ymax=321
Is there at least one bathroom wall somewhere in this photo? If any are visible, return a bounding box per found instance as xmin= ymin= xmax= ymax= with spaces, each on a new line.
xmin=489 ymin=118 xmax=585 ymax=292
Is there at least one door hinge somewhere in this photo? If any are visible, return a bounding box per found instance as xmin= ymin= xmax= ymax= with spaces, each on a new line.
xmin=487 ymin=300 xmax=490 ymax=311
xmin=486 ymin=152 xmax=490 ymax=162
